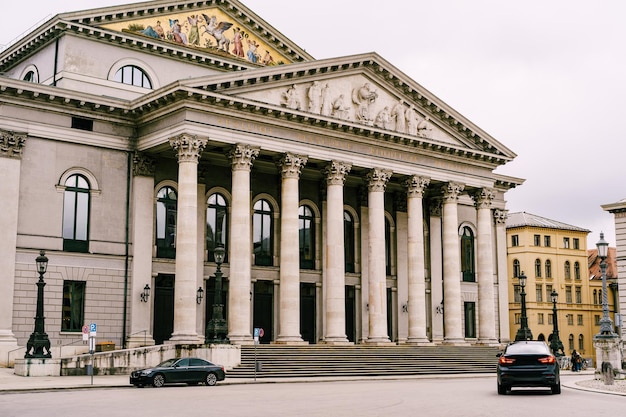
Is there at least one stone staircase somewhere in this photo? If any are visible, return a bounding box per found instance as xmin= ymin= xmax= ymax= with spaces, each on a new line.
xmin=227 ymin=344 xmax=500 ymax=378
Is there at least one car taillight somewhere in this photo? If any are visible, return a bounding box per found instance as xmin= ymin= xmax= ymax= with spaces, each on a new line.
xmin=538 ymin=356 xmax=556 ymax=364
xmin=499 ymin=356 xmax=515 ymax=365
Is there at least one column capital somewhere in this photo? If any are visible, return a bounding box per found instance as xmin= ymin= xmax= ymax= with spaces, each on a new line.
xmin=323 ymin=160 xmax=352 ymax=185
xmin=441 ymin=182 xmax=464 ymax=203
xmin=472 ymin=187 xmax=496 ymax=209
xmin=169 ymin=134 xmax=207 ymax=163
xmin=0 ymin=129 xmax=26 ymax=159
xmin=278 ymin=153 xmax=308 ymax=179
xmin=405 ymin=175 xmax=430 ymax=197
xmin=366 ymin=168 xmax=393 ymax=192
xmin=228 ymin=143 xmax=260 ymax=171
xmin=133 ymin=152 xmax=156 ymax=177
xmin=493 ymin=209 xmax=508 ymax=225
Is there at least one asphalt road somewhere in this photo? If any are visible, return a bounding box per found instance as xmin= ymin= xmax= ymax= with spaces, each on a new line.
xmin=0 ymin=376 xmax=623 ymax=417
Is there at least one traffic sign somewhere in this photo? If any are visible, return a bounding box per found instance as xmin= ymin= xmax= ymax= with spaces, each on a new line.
xmin=89 ymin=323 xmax=97 ymax=336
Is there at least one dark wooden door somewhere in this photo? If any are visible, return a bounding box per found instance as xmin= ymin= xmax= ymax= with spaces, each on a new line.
xmin=345 ymin=285 xmax=356 ymax=342
xmin=300 ymin=283 xmax=316 ymax=344
xmin=153 ymin=274 xmax=174 ymax=345
xmin=253 ymin=280 xmax=273 ymax=343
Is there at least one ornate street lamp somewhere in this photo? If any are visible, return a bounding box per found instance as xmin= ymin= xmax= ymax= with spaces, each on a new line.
xmin=549 ymin=289 xmax=564 ymax=356
xmin=595 ymin=232 xmax=616 ymax=336
xmin=205 ymin=245 xmax=229 ymax=344
xmin=515 ymin=272 xmax=533 ymax=341
xmin=25 ymin=250 xmax=52 ymax=358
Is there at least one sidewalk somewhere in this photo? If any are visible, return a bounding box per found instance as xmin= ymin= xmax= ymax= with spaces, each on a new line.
xmin=0 ymin=367 xmax=623 ymax=395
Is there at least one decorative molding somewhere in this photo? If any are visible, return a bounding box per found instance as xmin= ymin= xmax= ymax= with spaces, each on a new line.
xmin=228 ymin=143 xmax=260 ymax=171
xmin=472 ymin=187 xmax=496 ymax=209
xmin=169 ymin=134 xmax=207 ymax=163
xmin=277 ymin=153 xmax=308 ymax=179
xmin=322 ymin=160 xmax=352 ymax=186
xmin=366 ymin=168 xmax=393 ymax=192
xmin=405 ymin=175 xmax=430 ymax=198
xmin=441 ymin=182 xmax=464 ymax=203
xmin=0 ymin=129 xmax=26 ymax=159
xmin=132 ymin=152 xmax=156 ymax=177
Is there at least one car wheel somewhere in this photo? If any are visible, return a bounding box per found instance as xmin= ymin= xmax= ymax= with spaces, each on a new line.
xmin=497 ymin=383 xmax=508 ymax=395
xmin=205 ymin=372 xmax=218 ymax=386
xmin=152 ymin=374 xmax=165 ymax=388
xmin=551 ymin=383 xmax=561 ymax=395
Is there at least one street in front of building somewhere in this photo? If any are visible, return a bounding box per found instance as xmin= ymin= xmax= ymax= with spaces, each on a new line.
xmin=0 ymin=376 xmax=623 ymax=417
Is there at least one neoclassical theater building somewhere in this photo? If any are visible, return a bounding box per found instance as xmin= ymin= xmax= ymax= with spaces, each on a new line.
xmin=0 ymin=0 xmax=523 ymax=361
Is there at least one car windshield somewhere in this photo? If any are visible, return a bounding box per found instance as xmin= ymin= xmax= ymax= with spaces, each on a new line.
xmin=156 ymin=358 xmax=178 ymax=367
xmin=505 ymin=342 xmax=550 ymax=355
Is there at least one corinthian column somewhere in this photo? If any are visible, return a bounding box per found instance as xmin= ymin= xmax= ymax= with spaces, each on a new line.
xmin=365 ymin=168 xmax=392 ymax=344
xmin=322 ymin=161 xmax=351 ymax=344
xmin=127 ymin=153 xmax=156 ymax=348
xmin=0 ymin=130 xmax=25 ymax=363
xmin=227 ymin=144 xmax=259 ymax=344
xmin=169 ymin=134 xmax=207 ymax=344
xmin=441 ymin=182 xmax=465 ymax=344
xmin=494 ymin=208 xmax=511 ymax=343
xmin=405 ymin=175 xmax=430 ymax=344
xmin=473 ymin=188 xmax=498 ymax=344
xmin=276 ymin=153 xmax=308 ymax=344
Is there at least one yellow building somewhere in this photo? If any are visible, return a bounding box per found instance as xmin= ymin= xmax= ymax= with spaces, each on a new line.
xmin=506 ymin=212 xmax=616 ymax=365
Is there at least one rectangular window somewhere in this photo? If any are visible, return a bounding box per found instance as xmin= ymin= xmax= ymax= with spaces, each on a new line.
xmin=575 ymin=286 xmax=582 ymax=304
xmin=548 ymin=313 xmax=554 ymax=325
xmin=536 ymin=284 xmax=543 ymax=302
xmin=62 ymin=281 xmax=86 ymax=332
xmin=595 ymin=315 xmax=601 ymax=325
xmin=544 ymin=236 xmax=551 ymax=247
xmin=514 ymin=285 xmax=521 ymax=303
xmin=567 ymin=314 xmax=574 ymax=325
xmin=464 ymin=302 xmax=476 ymax=338
xmin=538 ymin=313 xmax=544 ymax=325
xmin=577 ymin=314 xmax=583 ymax=326
xmin=534 ymin=234 xmax=541 ymax=246
xmin=563 ymin=237 xmax=570 ymax=249
xmin=546 ymin=284 xmax=553 ymax=302
xmin=514 ymin=313 xmax=521 ymax=325
xmin=573 ymin=238 xmax=580 ymax=250
xmin=566 ymin=286 xmax=572 ymax=303
xmin=511 ymin=235 xmax=519 ymax=247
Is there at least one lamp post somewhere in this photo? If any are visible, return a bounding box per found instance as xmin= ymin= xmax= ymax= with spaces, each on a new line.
xmin=515 ymin=272 xmax=533 ymax=341
xmin=595 ymin=232 xmax=616 ymax=336
xmin=549 ymin=289 xmax=563 ymax=356
xmin=205 ymin=245 xmax=229 ymax=344
xmin=25 ymin=250 xmax=52 ymax=358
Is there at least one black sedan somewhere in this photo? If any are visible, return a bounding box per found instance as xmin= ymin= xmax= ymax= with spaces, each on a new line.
xmin=130 ymin=357 xmax=226 ymax=388
xmin=497 ymin=340 xmax=560 ymax=395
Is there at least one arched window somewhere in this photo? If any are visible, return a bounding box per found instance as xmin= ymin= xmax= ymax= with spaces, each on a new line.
xmin=578 ymin=334 xmax=584 ymax=351
xmin=545 ymin=259 xmax=552 ymax=278
xmin=299 ymin=205 xmax=315 ymax=269
xmin=535 ymin=259 xmax=542 ymax=277
xmin=574 ymin=261 xmax=581 ymax=280
xmin=156 ymin=186 xmax=177 ymax=258
xmin=513 ymin=259 xmax=521 ymax=278
xmin=207 ymin=193 xmax=228 ymax=262
xmin=461 ymin=226 xmax=475 ymax=282
xmin=23 ymin=70 xmax=38 ymax=83
xmin=114 ymin=65 xmax=152 ymax=88
xmin=568 ymin=334 xmax=574 ymax=351
xmin=593 ymin=289 xmax=598 ymax=305
xmin=62 ymin=174 xmax=90 ymax=253
xmin=344 ymin=211 xmax=355 ymax=273
xmin=564 ymin=261 xmax=571 ymax=279
xmin=253 ymin=199 xmax=273 ymax=266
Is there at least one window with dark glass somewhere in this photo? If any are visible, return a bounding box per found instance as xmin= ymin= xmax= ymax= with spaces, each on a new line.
xmin=535 ymin=259 xmax=541 ymax=277
xmin=568 ymin=334 xmax=574 ymax=350
xmin=564 ymin=261 xmax=571 ymax=279
xmin=563 ymin=237 xmax=570 ymax=249
xmin=207 ymin=193 xmax=228 ymax=262
xmin=461 ymin=227 xmax=475 ymax=282
xmin=385 ymin=217 xmax=392 ymax=275
xmin=514 ymin=285 xmax=521 ymax=303
xmin=114 ymin=65 xmax=152 ymax=88
xmin=511 ymin=235 xmax=519 ymax=247
xmin=299 ymin=205 xmax=315 ymax=269
xmin=544 ymin=235 xmax=551 ymax=247
xmin=253 ymin=199 xmax=273 ymax=266
xmin=578 ymin=334 xmax=584 ymax=350
xmin=545 ymin=259 xmax=552 ymax=278
xmin=23 ymin=70 xmax=38 ymax=83
xmin=533 ymin=234 xmax=541 ymax=246
xmin=593 ymin=289 xmax=598 ymax=305
xmin=62 ymin=174 xmax=90 ymax=253
xmin=464 ymin=302 xmax=476 ymax=338
xmin=573 ymin=238 xmax=580 ymax=250
xmin=62 ymin=281 xmax=85 ymax=332
xmin=344 ymin=211 xmax=355 ymax=273
xmin=536 ymin=284 xmax=543 ymax=302
xmin=575 ymin=286 xmax=582 ymax=304
xmin=156 ymin=186 xmax=177 ymax=259
xmin=512 ymin=259 xmax=521 ymax=278
xmin=545 ymin=284 xmax=553 ymax=302
xmin=574 ymin=261 xmax=581 ymax=280
xmin=566 ymin=286 xmax=572 ymax=303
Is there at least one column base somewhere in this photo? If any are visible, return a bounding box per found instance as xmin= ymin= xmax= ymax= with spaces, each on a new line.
xmin=364 ymin=337 xmax=395 ymax=346
xmin=273 ymin=340 xmax=309 ymax=345
xmin=321 ymin=336 xmax=353 ymax=345
xmin=443 ymin=338 xmax=469 ymax=346
xmin=406 ymin=337 xmax=434 ymax=346
xmin=227 ymin=334 xmax=254 ymax=345
xmin=167 ymin=333 xmax=204 ymax=345
xmin=126 ymin=334 xmax=155 ymax=349
xmin=476 ymin=338 xmax=500 ymax=346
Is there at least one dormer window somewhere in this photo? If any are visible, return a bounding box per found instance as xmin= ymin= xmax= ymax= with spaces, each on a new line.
xmin=113 ymin=65 xmax=152 ymax=89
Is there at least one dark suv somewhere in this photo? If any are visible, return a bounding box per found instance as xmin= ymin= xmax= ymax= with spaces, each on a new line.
xmin=497 ymin=340 xmax=560 ymax=395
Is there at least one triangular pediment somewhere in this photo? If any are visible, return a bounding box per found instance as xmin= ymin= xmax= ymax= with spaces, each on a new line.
xmin=179 ymin=53 xmax=515 ymax=158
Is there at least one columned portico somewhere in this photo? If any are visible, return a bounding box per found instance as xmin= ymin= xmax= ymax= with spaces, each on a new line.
xmin=168 ymin=134 xmax=207 ymax=344
xmin=227 ymin=144 xmax=259 ymax=344
xmin=322 ymin=161 xmax=351 ymax=344
xmin=0 ymin=130 xmax=24 ymax=364
xmin=405 ymin=175 xmax=431 ymax=344
xmin=441 ymin=182 xmax=466 ymax=344
xmin=365 ymin=168 xmax=392 ymax=344
xmin=127 ymin=152 xmax=156 ymax=348
xmin=276 ymin=153 xmax=308 ymax=344
xmin=473 ymin=188 xmax=498 ymax=344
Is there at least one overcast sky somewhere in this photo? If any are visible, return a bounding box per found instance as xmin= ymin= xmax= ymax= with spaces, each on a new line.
xmin=1 ymin=0 xmax=623 ymax=248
